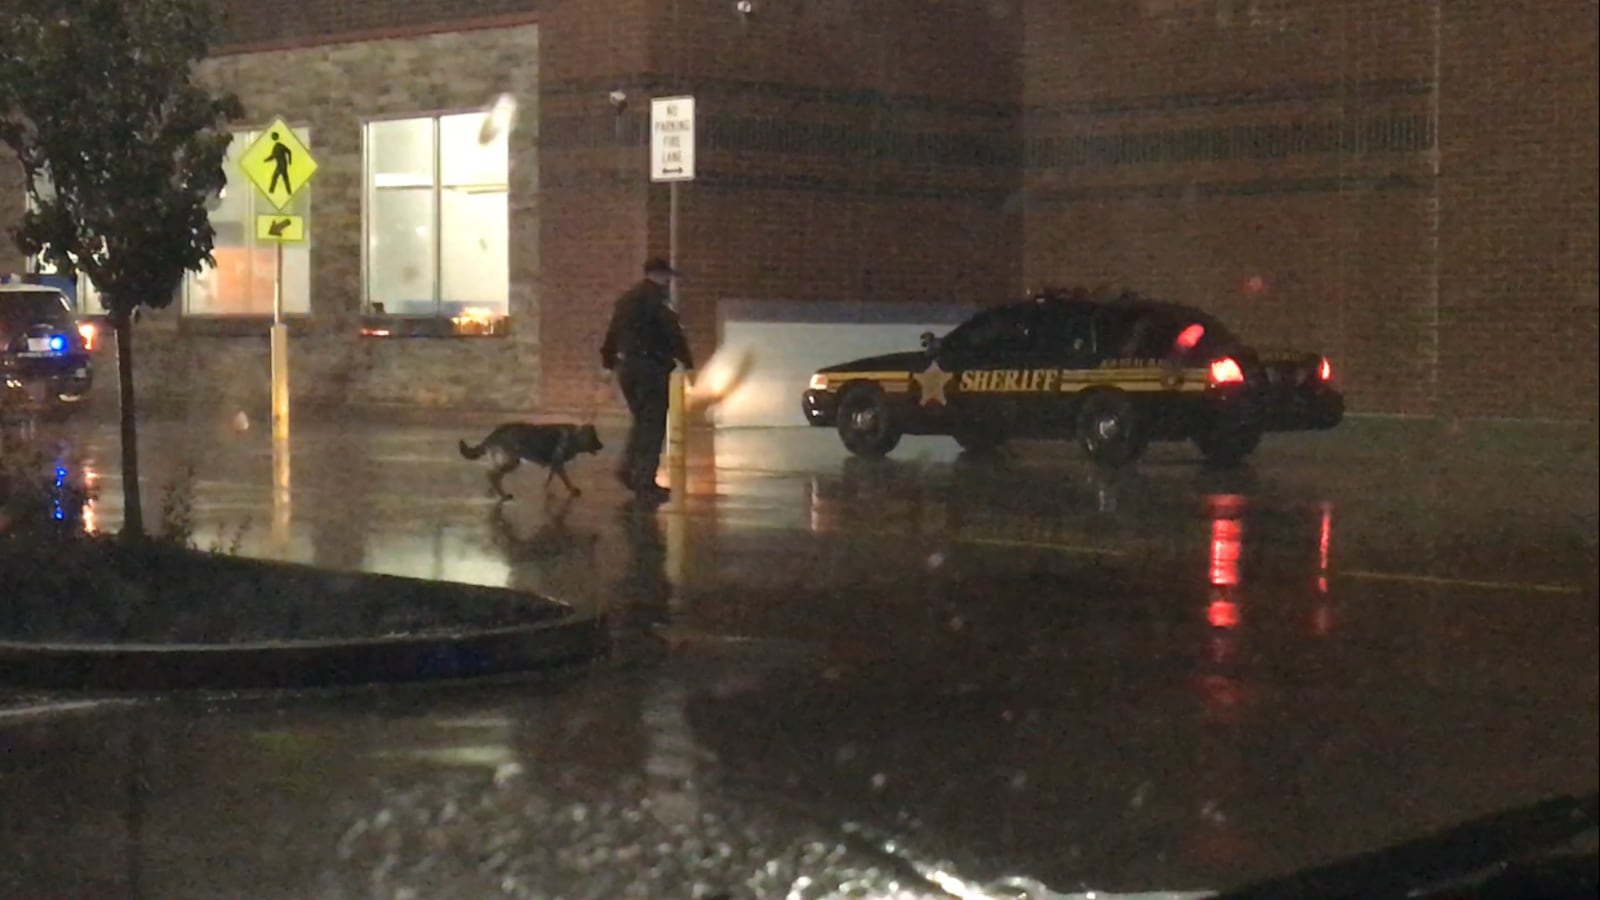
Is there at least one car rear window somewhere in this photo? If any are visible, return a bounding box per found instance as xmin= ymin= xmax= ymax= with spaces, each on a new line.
xmin=0 ymin=289 xmax=74 ymax=330
xmin=1098 ymin=303 xmax=1240 ymax=361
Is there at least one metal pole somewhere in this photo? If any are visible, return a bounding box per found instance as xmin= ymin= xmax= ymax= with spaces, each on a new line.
xmin=668 ymin=180 xmax=680 ymax=310
xmin=270 ymin=241 xmax=289 ymax=441
xmin=667 ymin=180 xmax=686 ymax=466
xmin=1426 ymin=0 xmax=1442 ymax=416
xmin=273 ymin=240 xmax=283 ymax=325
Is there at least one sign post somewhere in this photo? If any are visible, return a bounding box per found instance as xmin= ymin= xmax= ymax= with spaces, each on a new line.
xmin=651 ymin=96 xmax=695 ymax=467
xmin=239 ymin=117 xmax=317 ymax=443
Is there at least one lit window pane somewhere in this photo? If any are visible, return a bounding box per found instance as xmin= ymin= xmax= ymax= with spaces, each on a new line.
xmin=24 ymin=177 xmax=105 ymax=315
xmin=363 ymin=112 xmax=510 ymax=327
xmin=439 ymin=112 xmax=509 ymax=317
xmin=371 ymin=117 xmax=436 ymax=188
xmin=368 ymin=189 xmax=437 ymax=314
xmin=366 ymin=118 xmax=438 ymax=315
xmin=440 ymin=112 xmax=507 ymax=187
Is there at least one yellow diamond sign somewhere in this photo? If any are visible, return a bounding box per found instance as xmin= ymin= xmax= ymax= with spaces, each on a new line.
xmin=240 ymin=118 xmax=317 ymax=210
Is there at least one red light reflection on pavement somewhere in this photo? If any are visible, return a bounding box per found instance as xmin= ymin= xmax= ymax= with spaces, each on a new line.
xmin=1313 ymin=502 xmax=1335 ymax=636
xmin=1208 ymin=597 xmax=1240 ymax=629
xmin=1210 ymin=516 xmax=1242 ymax=588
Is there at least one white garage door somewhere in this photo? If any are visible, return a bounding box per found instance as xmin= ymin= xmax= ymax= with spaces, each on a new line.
xmin=700 ymin=299 xmax=974 ymax=429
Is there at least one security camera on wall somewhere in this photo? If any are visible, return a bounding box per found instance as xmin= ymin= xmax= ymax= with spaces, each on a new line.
xmin=734 ymin=0 xmax=754 ymax=17
xmin=608 ymin=89 xmax=627 ymax=114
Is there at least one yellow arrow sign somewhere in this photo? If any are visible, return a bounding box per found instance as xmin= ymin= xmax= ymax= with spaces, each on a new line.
xmin=240 ymin=118 xmax=317 ymax=210
xmin=256 ymin=214 xmax=306 ymax=242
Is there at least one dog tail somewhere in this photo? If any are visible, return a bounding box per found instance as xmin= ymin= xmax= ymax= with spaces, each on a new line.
xmin=459 ymin=438 xmax=488 ymax=460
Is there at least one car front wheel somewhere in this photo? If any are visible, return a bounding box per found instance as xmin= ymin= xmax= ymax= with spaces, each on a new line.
xmin=836 ymin=385 xmax=901 ymax=458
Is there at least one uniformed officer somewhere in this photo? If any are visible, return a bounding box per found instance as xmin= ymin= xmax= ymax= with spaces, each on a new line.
xmin=600 ymin=257 xmax=695 ymax=500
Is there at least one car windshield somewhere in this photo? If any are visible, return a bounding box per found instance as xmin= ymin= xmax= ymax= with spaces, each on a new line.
xmin=940 ymin=305 xmax=1031 ymax=354
xmin=0 ymin=289 xmax=73 ymax=331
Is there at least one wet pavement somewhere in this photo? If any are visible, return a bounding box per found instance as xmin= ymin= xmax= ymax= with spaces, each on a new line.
xmin=2 ymin=415 xmax=1597 ymax=899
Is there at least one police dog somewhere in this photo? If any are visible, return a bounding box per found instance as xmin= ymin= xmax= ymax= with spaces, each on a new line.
xmin=458 ymin=423 xmax=603 ymax=501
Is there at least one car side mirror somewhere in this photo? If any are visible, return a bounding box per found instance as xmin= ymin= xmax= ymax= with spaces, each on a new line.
xmin=920 ymin=331 xmax=940 ymax=354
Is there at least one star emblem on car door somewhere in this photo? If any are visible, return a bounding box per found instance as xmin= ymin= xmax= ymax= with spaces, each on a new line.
xmin=913 ymin=360 xmax=953 ymax=407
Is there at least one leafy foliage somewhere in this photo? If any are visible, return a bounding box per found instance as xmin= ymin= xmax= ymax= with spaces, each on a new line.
xmin=0 ymin=0 xmax=243 ymax=318
xmin=0 ymin=0 xmax=243 ymax=536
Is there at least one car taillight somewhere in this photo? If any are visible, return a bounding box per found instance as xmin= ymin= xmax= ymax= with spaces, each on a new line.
xmin=1318 ymin=356 xmax=1331 ymax=381
xmin=1209 ymin=357 xmax=1244 ymax=385
xmin=78 ymin=322 xmax=97 ymax=351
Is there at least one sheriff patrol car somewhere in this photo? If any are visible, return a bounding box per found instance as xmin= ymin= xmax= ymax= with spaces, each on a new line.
xmin=801 ymin=288 xmax=1343 ymax=466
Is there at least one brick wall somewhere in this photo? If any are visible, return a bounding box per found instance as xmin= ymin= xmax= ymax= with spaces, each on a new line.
xmin=535 ymin=0 xmax=1023 ymax=410
xmin=1022 ymin=0 xmax=1597 ymax=421
xmin=535 ymin=0 xmax=657 ymax=409
xmin=1437 ymin=1 xmax=1599 ymax=420
xmin=132 ymin=23 xmax=544 ymax=417
xmin=8 ymin=0 xmax=1591 ymax=422
xmin=210 ymin=0 xmax=540 ymax=51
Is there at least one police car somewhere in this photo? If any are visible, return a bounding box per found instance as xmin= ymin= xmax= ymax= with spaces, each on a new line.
xmin=1 ymin=279 xmax=96 ymax=419
xmin=801 ymin=288 xmax=1343 ymax=466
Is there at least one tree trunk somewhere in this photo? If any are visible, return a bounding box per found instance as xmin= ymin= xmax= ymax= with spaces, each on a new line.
xmin=113 ymin=309 xmax=144 ymax=537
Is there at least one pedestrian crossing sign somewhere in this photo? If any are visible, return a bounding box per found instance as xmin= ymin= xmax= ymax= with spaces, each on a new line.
xmin=240 ymin=118 xmax=317 ymax=211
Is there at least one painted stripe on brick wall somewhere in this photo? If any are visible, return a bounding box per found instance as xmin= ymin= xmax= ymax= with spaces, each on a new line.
xmin=1027 ymin=173 xmax=1428 ymax=204
xmin=1026 ymin=77 xmax=1435 ymax=119
xmin=540 ymin=112 xmax=1020 ymax=168
xmin=539 ymin=167 xmax=1011 ymax=203
xmin=1025 ymin=114 xmax=1434 ymax=169
xmin=541 ymin=74 xmax=1015 ymax=119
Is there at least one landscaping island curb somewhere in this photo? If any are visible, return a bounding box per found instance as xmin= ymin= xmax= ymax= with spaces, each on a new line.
xmin=0 ymin=546 xmax=611 ymax=691
xmin=0 ymin=612 xmax=609 ymax=691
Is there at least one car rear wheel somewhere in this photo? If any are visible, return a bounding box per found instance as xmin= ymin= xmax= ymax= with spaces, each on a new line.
xmin=1077 ymin=390 xmax=1146 ymax=467
xmin=836 ymin=384 xmax=901 ymax=458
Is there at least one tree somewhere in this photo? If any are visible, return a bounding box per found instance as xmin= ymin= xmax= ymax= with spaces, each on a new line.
xmin=0 ymin=0 xmax=242 ymax=537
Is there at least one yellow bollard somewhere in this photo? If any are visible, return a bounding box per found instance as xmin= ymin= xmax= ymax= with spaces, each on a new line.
xmin=666 ymin=370 xmax=687 ymax=464
xmin=270 ymin=322 xmax=290 ymax=442
xmin=271 ymin=432 xmax=291 ymax=555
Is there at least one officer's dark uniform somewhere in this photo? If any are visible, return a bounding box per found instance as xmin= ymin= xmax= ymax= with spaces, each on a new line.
xmin=600 ymin=258 xmax=694 ymax=497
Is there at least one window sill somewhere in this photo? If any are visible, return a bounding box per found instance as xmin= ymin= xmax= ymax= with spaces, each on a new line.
xmin=359 ymin=315 xmax=511 ymax=339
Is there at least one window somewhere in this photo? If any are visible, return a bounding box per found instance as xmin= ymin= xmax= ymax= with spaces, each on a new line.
xmin=183 ymin=127 xmax=312 ymax=316
xmin=363 ymin=112 xmax=509 ymax=335
xmin=1035 ymin=304 xmax=1096 ymax=356
xmin=943 ymin=305 xmax=1038 ymax=357
xmin=21 ymin=181 xmax=106 ymax=316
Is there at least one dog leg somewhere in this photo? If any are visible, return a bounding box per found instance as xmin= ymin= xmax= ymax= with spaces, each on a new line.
xmin=555 ymin=464 xmax=583 ymax=497
xmin=490 ymin=466 xmax=516 ymax=502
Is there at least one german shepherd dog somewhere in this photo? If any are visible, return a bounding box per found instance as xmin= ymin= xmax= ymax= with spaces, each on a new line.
xmin=458 ymin=423 xmax=604 ymax=501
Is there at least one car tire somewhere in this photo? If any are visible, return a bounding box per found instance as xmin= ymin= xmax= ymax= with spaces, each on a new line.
xmin=836 ymin=384 xmax=901 ymax=458
xmin=1194 ymin=426 xmax=1261 ymax=468
xmin=1077 ymin=390 xmax=1146 ymax=467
